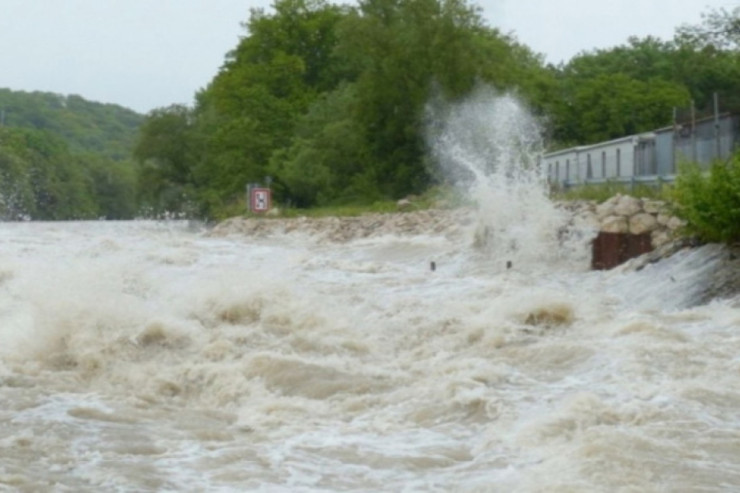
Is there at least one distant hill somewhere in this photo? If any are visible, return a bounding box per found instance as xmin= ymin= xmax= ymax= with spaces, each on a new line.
xmin=0 ymin=89 xmax=144 ymax=220
xmin=0 ymin=88 xmax=143 ymax=160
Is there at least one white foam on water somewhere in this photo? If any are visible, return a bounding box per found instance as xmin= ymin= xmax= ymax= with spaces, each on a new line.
xmin=426 ymin=86 xmax=588 ymax=272
xmin=1 ymin=220 xmax=740 ymax=490
xmin=1 ymin=96 xmax=740 ymax=490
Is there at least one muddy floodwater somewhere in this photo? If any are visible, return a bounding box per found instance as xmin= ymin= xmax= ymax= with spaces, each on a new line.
xmin=1 ymin=217 xmax=739 ymax=492
xmin=3 ymin=90 xmax=739 ymax=491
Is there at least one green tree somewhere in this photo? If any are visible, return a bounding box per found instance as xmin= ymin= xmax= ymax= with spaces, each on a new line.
xmin=130 ymin=0 xmax=560 ymax=214
xmin=552 ymin=36 xmax=715 ymax=144
xmin=0 ymin=145 xmax=35 ymax=219
xmin=0 ymin=89 xmax=142 ymax=160
xmin=0 ymin=89 xmax=143 ymax=220
xmin=134 ymin=104 xmax=198 ymax=215
xmin=162 ymin=0 xmax=557 ymax=214
xmin=335 ymin=0 xmax=486 ymax=197
xmin=83 ymin=155 xmax=139 ymax=219
xmin=0 ymin=127 xmax=99 ymax=219
xmin=268 ymin=82 xmax=369 ymax=206
xmin=676 ymin=6 xmax=740 ymax=51
xmin=670 ymin=7 xmax=740 ymax=120
xmin=186 ymin=0 xmax=349 ymax=215
xmin=551 ymin=17 xmax=740 ymax=147
xmin=673 ymin=156 xmax=740 ymax=243
xmin=565 ymin=74 xmax=689 ymax=143
xmin=322 ymin=0 xmax=547 ymax=200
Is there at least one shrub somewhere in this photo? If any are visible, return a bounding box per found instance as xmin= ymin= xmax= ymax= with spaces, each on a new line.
xmin=672 ymin=155 xmax=740 ymax=243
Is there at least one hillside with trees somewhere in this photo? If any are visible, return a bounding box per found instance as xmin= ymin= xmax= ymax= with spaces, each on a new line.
xmin=0 ymin=89 xmax=142 ymax=219
xmin=3 ymin=1 xmax=739 ymax=222
xmin=134 ymin=0 xmax=555 ymax=218
xmin=132 ymin=0 xmax=740 ymax=220
xmin=0 ymin=89 xmax=143 ymax=160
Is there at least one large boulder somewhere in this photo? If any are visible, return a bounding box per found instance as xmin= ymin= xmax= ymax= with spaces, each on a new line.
xmin=667 ymin=216 xmax=686 ymax=231
xmin=614 ymin=195 xmax=642 ymax=217
xmin=629 ymin=212 xmax=658 ymax=235
xmin=596 ymin=195 xmax=620 ymax=220
xmin=396 ymin=198 xmax=413 ymax=211
xmin=656 ymin=213 xmax=672 ymax=226
xmin=601 ymin=215 xmax=629 ymax=233
xmin=651 ymin=230 xmax=672 ymax=248
xmin=642 ymin=200 xmax=664 ymax=215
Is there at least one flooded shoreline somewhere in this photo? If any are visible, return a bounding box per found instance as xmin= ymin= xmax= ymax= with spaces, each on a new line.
xmin=1 ymin=219 xmax=738 ymax=491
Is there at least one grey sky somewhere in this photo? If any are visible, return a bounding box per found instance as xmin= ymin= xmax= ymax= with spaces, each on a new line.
xmin=0 ymin=0 xmax=732 ymax=114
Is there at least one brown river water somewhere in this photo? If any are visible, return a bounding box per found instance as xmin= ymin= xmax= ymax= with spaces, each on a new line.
xmin=2 ymin=90 xmax=739 ymax=491
xmin=0 ymin=215 xmax=738 ymax=492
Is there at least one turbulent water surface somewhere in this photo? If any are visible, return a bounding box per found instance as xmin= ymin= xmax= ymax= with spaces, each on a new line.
xmin=1 ymin=218 xmax=739 ymax=492
xmin=3 ymin=91 xmax=740 ymax=491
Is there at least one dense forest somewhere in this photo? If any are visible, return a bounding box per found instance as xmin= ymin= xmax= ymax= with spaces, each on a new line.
xmin=0 ymin=89 xmax=142 ymax=160
xmin=0 ymin=90 xmax=143 ymax=220
xmin=3 ymin=0 xmax=740 ymax=220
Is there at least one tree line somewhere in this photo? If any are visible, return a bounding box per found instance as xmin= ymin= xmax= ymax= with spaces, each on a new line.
xmin=134 ymin=0 xmax=740 ymax=219
xmin=0 ymin=90 xmax=142 ymax=220
xmin=3 ymin=0 xmax=739 ymax=221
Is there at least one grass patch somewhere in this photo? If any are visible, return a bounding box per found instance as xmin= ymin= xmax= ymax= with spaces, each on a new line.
xmin=235 ymin=185 xmax=468 ymax=219
xmin=552 ymin=181 xmax=672 ymax=203
xmin=279 ymin=200 xmax=399 ymax=218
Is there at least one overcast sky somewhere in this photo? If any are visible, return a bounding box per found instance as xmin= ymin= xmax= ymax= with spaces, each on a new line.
xmin=0 ymin=0 xmax=733 ymax=114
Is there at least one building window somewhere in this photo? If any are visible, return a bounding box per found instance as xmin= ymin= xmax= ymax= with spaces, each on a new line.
xmin=616 ymin=149 xmax=621 ymax=176
xmin=587 ymin=154 xmax=593 ymax=179
xmin=556 ymin=161 xmax=559 ymax=179
xmin=566 ymin=159 xmax=570 ymax=181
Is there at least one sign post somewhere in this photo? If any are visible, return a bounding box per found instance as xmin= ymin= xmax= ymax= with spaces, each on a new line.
xmin=250 ymin=187 xmax=271 ymax=213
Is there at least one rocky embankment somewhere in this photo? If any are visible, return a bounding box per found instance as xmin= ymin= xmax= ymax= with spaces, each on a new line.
xmin=210 ymin=194 xmax=686 ymax=247
xmin=561 ymin=195 xmax=740 ymax=303
xmin=209 ymin=196 xmax=740 ymax=303
xmin=558 ymin=194 xmax=685 ymax=249
xmin=209 ymin=207 xmax=476 ymax=242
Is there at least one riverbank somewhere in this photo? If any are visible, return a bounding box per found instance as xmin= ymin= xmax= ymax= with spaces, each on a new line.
xmin=210 ymin=194 xmax=685 ymax=248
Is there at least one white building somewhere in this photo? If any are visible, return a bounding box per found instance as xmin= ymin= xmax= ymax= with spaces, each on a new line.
xmin=542 ymin=113 xmax=740 ymax=188
xmin=543 ymin=134 xmax=654 ymax=186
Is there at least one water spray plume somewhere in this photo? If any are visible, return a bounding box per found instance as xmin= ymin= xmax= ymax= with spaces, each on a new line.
xmin=426 ymin=86 xmax=577 ymax=269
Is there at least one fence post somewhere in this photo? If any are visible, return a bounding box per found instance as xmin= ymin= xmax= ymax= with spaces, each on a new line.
xmin=691 ymin=100 xmax=698 ymax=163
xmin=714 ymin=92 xmax=721 ymax=160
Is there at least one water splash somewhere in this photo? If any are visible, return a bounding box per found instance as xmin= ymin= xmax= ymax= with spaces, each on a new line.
xmin=0 ymin=182 xmax=30 ymax=221
xmin=426 ymin=86 xmax=580 ymax=270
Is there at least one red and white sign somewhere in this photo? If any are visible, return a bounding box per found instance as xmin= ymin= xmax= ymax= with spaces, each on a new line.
xmin=250 ymin=188 xmax=271 ymax=213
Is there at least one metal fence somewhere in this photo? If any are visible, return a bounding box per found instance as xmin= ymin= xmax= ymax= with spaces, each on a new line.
xmin=557 ymin=112 xmax=740 ymax=190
